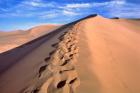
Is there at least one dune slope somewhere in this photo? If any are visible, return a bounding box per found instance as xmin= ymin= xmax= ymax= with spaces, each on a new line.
xmin=0 ymin=25 xmax=60 ymax=53
xmin=76 ymin=16 xmax=140 ymax=93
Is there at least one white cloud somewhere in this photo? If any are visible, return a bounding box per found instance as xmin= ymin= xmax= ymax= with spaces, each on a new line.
xmin=40 ymin=13 xmax=58 ymax=19
xmin=63 ymin=10 xmax=80 ymax=16
xmin=29 ymin=2 xmax=41 ymax=7
xmin=111 ymin=0 xmax=126 ymax=5
xmin=37 ymin=10 xmax=61 ymax=19
xmin=58 ymin=3 xmax=92 ymax=17
xmin=108 ymin=2 xmax=140 ymax=18
xmin=0 ymin=8 xmax=8 ymax=12
xmin=61 ymin=0 xmax=126 ymax=9
xmin=0 ymin=10 xmax=34 ymax=17
xmin=20 ymin=0 xmax=55 ymax=8
xmin=65 ymin=3 xmax=92 ymax=8
xmin=91 ymin=0 xmax=126 ymax=7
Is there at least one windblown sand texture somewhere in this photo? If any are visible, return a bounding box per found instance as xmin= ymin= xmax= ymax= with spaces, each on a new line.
xmin=0 ymin=15 xmax=140 ymax=93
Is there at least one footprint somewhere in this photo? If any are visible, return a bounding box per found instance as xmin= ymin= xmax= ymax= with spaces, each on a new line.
xmin=61 ymin=59 xmax=70 ymax=66
xmin=58 ymin=36 xmax=64 ymax=41
xmin=58 ymin=32 xmax=69 ymax=41
xmin=60 ymin=68 xmax=75 ymax=74
xmin=51 ymin=43 xmax=59 ymax=48
xmin=58 ymin=34 xmax=66 ymax=41
xmin=38 ymin=65 xmax=48 ymax=78
xmin=69 ymin=54 xmax=74 ymax=58
xmin=69 ymin=78 xmax=77 ymax=84
xmin=57 ymin=80 xmax=66 ymax=89
xmin=49 ymin=50 xmax=56 ymax=56
xmin=66 ymin=40 xmax=71 ymax=44
xmin=44 ymin=57 xmax=50 ymax=62
xmin=68 ymin=47 xmax=72 ymax=52
xmin=32 ymin=88 xmax=39 ymax=93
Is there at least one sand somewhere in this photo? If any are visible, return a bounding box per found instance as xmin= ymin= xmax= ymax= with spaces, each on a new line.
xmin=0 ymin=25 xmax=60 ymax=53
xmin=0 ymin=15 xmax=140 ymax=93
xmin=76 ymin=16 xmax=140 ymax=93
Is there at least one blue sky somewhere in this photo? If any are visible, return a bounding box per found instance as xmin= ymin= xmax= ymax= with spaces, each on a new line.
xmin=0 ymin=0 xmax=140 ymax=31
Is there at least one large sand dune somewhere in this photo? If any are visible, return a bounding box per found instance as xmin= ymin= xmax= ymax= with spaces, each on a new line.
xmin=0 ymin=25 xmax=60 ymax=53
xmin=0 ymin=15 xmax=140 ymax=93
xmin=76 ymin=15 xmax=140 ymax=93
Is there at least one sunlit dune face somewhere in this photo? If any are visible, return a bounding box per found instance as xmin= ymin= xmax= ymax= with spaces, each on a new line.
xmin=0 ymin=24 xmax=60 ymax=53
xmin=76 ymin=16 xmax=140 ymax=93
xmin=0 ymin=44 xmax=18 ymax=53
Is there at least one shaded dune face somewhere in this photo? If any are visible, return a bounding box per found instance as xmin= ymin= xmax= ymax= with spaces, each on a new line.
xmin=0 ymin=25 xmax=60 ymax=53
xmin=0 ymin=15 xmax=140 ymax=93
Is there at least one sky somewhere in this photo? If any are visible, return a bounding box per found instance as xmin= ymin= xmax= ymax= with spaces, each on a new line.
xmin=0 ymin=0 xmax=140 ymax=31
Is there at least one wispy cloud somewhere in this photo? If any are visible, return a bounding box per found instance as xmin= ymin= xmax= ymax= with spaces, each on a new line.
xmin=0 ymin=8 xmax=8 ymax=12
xmin=40 ymin=13 xmax=58 ymax=19
xmin=19 ymin=0 xmax=56 ymax=8
xmin=93 ymin=0 xmax=140 ymax=18
xmin=63 ymin=10 xmax=80 ymax=16
xmin=38 ymin=10 xmax=59 ymax=19
xmin=91 ymin=0 xmax=126 ymax=7
xmin=65 ymin=3 xmax=92 ymax=8
xmin=0 ymin=0 xmax=58 ymax=17
xmin=108 ymin=2 xmax=140 ymax=18
xmin=23 ymin=1 xmax=44 ymax=7
xmin=57 ymin=3 xmax=92 ymax=17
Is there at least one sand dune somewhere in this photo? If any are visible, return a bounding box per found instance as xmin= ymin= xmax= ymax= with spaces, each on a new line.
xmin=0 ymin=25 xmax=60 ymax=53
xmin=0 ymin=15 xmax=140 ymax=93
xmin=76 ymin=15 xmax=140 ymax=93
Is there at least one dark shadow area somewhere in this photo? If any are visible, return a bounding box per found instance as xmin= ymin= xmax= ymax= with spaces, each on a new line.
xmin=57 ymin=80 xmax=66 ymax=89
xmin=38 ymin=64 xmax=48 ymax=78
xmin=69 ymin=78 xmax=77 ymax=84
xmin=111 ymin=17 xmax=120 ymax=19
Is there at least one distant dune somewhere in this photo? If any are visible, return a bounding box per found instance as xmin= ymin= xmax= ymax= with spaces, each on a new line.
xmin=0 ymin=15 xmax=140 ymax=93
xmin=0 ymin=24 xmax=60 ymax=53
